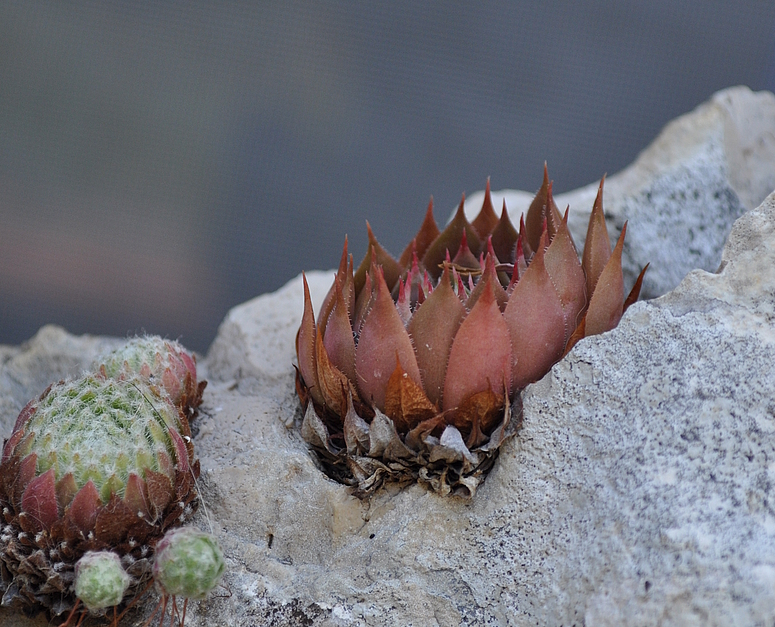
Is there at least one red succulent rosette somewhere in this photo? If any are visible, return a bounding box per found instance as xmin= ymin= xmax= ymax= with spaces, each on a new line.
xmin=296 ymin=167 xmax=647 ymax=497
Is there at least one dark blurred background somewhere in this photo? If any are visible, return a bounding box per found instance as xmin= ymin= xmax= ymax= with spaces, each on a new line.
xmin=1 ymin=1 xmax=774 ymax=353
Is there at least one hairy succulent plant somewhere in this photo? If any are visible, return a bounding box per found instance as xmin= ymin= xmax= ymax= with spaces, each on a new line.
xmin=96 ymin=336 xmax=206 ymax=416
xmin=0 ymin=365 xmax=200 ymax=619
xmin=143 ymin=527 xmax=225 ymax=627
xmin=296 ymin=167 xmax=647 ymax=497
xmin=74 ymin=551 xmax=131 ymax=612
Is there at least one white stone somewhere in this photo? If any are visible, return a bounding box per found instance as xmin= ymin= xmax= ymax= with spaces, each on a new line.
xmin=463 ymin=86 xmax=775 ymax=301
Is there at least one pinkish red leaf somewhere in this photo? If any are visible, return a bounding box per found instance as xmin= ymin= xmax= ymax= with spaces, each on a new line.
xmin=490 ymin=200 xmax=518 ymax=265
xmin=471 ymin=178 xmax=499 ymax=239
xmin=623 ymin=263 xmax=650 ymax=313
xmin=169 ymin=428 xmax=190 ymax=474
xmin=421 ymin=194 xmax=482 ymax=280
xmin=12 ymin=400 xmax=37 ymax=434
xmin=355 ymin=268 xmax=422 ymax=412
xmin=353 ymin=222 xmax=402 ymax=295
xmin=21 ymin=468 xmax=58 ymax=532
xmin=318 ymin=237 xmax=350 ymax=336
xmin=123 ymin=472 xmax=151 ymax=520
xmin=582 ymin=176 xmax=612 ymax=300
xmin=451 ymin=228 xmax=481 ymax=274
xmin=407 ymin=264 xmax=466 ymax=407
xmin=544 ymin=213 xmax=586 ymax=337
xmin=298 ymin=273 xmax=324 ymax=406
xmin=68 ymin=480 xmax=101 ymax=532
xmin=443 ymin=279 xmax=512 ymax=412
xmin=466 ymin=252 xmax=508 ymax=312
xmin=504 ymin=231 xmax=567 ymax=392
xmin=55 ymin=472 xmax=78 ymax=513
xmin=585 ymin=222 xmax=627 ymax=336
xmin=524 ymin=164 xmax=563 ymax=254
xmin=399 ymin=198 xmax=441 ymax=268
xmin=315 ymin=327 xmax=351 ymax=416
xmin=323 ymin=279 xmax=357 ymax=383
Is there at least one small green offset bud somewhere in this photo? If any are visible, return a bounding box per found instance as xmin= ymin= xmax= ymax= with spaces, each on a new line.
xmin=153 ymin=527 xmax=225 ymax=600
xmin=74 ymin=551 xmax=131 ymax=611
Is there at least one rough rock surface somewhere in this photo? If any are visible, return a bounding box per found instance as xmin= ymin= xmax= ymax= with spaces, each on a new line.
xmin=464 ymin=86 xmax=775 ymax=301
xmin=2 ymin=88 xmax=775 ymax=626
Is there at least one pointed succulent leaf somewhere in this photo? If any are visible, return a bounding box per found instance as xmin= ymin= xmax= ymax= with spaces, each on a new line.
xmin=490 ymin=200 xmax=518 ymax=265
xmin=315 ymin=328 xmax=350 ymax=416
xmin=582 ymin=176 xmax=612 ymax=300
xmin=297 ymin=273 xmax=324 ymax=406
xmin=322 ymin=280 xmax=357 ymax=383
xmin=317 ymin=237 xmax=350 ymax=336
xmin=55 ymin=472 xmax=78 ymax=512
xmin=407 ymin=264 xmax=466 ymax=407
xmin=524 ymin=164 xmax=562 ymax=253
xmin=585 ymin=222 xmax=627 ymax=336
xmin=68 ymin=479 xmax=101 ymax=532
xmin=471 ymin=178 xmax=499 ymax=239
xmin=443 ymin=280 xmax=512 ymax=412
xmin=12 ymin=399 xmax=37 ymax=435
xmin=396 ymin=278 xmax=412 ymax=326
xmin=123 ymin=472 xmax=151 ymax=520
xmin=421 ymin=195 xmax=482 ymax=280
xmin=399 ymin=198 xmax=441 ymax=267
xmin=353 ymin=222 xmax=402 ymax=295
xmin=544 ymin=213 xmax=586 ymax=337
xmin=352 ymin=269 xmax=374 ymax=336
xmin=504 ymin=231 xmax=567 ymax=391
xmin=623 ymin=263 xmax=650 ymax=313
xmin=21 ymin=467 xmax=58 ymax=532
xmin=451 ymin=229 xmax=481 ymax=274
xmin=466 ymin=252 xmax=509 ymax=312
xmin=384 ymin=358 xmax=438 ymax=434
xmin=355 ymin=268 xmax=422 ymax=412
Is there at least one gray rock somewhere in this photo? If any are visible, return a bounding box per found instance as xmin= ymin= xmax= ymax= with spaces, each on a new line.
xmin=463 ymin=85 xmax=775 ymax=301
xmin=4 ymin=88 xmax=775 ymax=626
xmin=191 ymin=192 xmax=775 ymax=626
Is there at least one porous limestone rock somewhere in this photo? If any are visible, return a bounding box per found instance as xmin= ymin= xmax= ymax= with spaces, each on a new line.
xmin=464 ymin=86 xmax=775 ymax=301
xmin=3 ymin=88 xmax=775 ymax=626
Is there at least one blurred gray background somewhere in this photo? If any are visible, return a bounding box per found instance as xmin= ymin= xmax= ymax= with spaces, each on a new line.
xmin=1 ymin=1 xmax=774 ymax=353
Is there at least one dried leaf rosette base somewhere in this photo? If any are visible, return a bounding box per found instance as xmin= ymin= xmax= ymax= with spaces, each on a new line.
xmin=296 ymin=168 xmax=647 ymax=498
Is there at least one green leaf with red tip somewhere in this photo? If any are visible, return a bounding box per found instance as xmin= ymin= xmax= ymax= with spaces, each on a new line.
xmin=490 ymin=200 xmax=518 ymax=265
xmin=21 ymin=467 xmax=58 ymax=532
xmin=471 ymin=178 xmax=499 ymax=239
xmin=123 ymin=472 xmax=151 ymax=520
xmin=582 ymin=176 xmax=612 ymax=300
xmin=443 ymin=279 xmax=512 ymax=412
xmin=297 ymin=273 xmax=324 ymax=406
xmin=68 ymin=479 xmax=101 ymax=532
xmin=421 ymin=195 xmax=482 ymax=281
xmin=353 ymin=222 xmax=402 ymax=296
xmin=585 ymin=222 xmax=627 ymax=336
xmin=407 ymin=264 xmax=466 ymax=407
xmin=55 ymin=472 xmax=78 ymax=512
xmin=399 ymin=198 xmax=441 ymax=268
xmin=544 ymin=214 xmax=586 ymax=337
xmin=355 ymin=268 xmax=422 ymax=412
xmin=503 ymin=231 xmax=567 ymax=392
xmin=169 ymin=428 xmax=190 ymax=474
xmin=323 ymin=280 xmax=357 ymax=383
